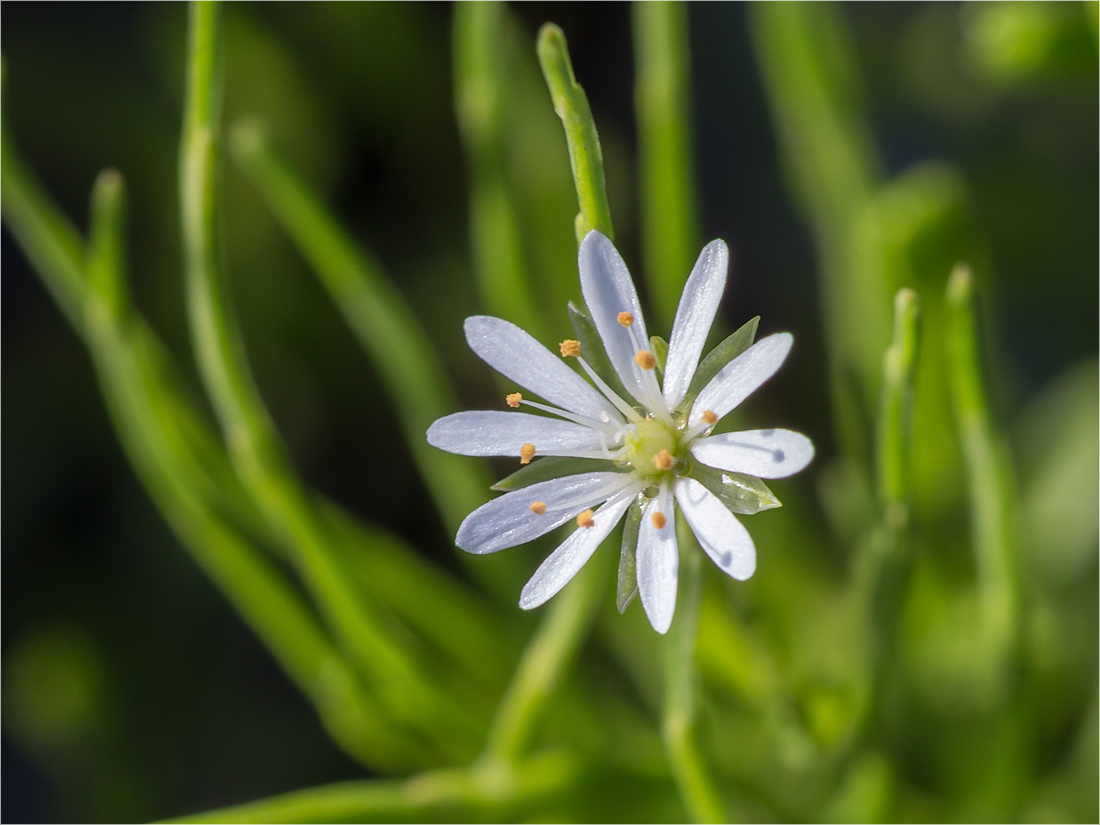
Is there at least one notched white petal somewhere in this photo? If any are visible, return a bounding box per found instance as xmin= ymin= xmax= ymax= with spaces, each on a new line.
xmin=690 ymin=428 xmax=814 ymax=479
xmin=663 ymin=240 xmax=728 ymax=409
xmin=690 ymin=333 xmax=793 ymax=423
xmin=455 ymin=472 xmax=632 ymax=555
xmin=427 ymin=411 xmax=604 ymax=457
xmin=464 ymin=315 xmax=622 ymax=425
xmin=675 ymin=478 xmax=756 ymax=581
xmin=636 ymin=487 xmax=678 ymax=634
xmin=519 ymin=495 xmax=634 ymax=610
xmin=578 ymin=231 xmax=650 ymax=402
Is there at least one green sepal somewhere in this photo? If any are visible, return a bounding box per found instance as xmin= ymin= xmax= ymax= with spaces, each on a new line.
xmin=678 ymin=316 xmax=760 ymax=412
xmin=490 ymin=456 xmax=622 ymax=492
xmin=568 ymin=301 xmax=631 ymax=402
xmin=691 ymin=462 xmax=781 ymax=515
xmin=616 ymin=498 xmax=641 ymax=613
xmin=649 ymin=335 xmax=669 ymax=376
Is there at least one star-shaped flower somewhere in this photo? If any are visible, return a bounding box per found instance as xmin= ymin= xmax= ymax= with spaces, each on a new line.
xmin=428 ymin=231 xmax=812 ymax=633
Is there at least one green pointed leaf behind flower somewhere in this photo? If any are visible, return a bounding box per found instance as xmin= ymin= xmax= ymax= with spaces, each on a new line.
xmin=617 ymin=500 xmax=641 ymax=613
xmin=650 ymin=335 xmax=669 ymax=377
xmin=568 ymin=301 xmax=632 ymax=402
xmin=677 ymin=316 xmax=760 ymax=412
xmin=490 ymin=456 xmax=623 ymax=492
xmin=691 ymin=463 xmax=782 ymax=515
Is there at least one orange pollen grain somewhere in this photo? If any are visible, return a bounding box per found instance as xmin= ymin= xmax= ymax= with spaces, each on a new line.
xmin=702 ymin=409 xmax=718 ymax=425
xmin=617 ymin=312 xmax=635 ymax=327
xmin=651 ymin=511 xmax=667 ymax=529
xmin=559 ymin=339 xmax=582 ymax=358
xmin=519 ymin=443 xmax=536 ymax=465
xmin=634 ymin=350 xmax=657 ymax=370
xmin=653 ymin=449 xmax=674 ymax=471
xmin=577 ymin=509 xmax=596 ymax=529
xmin=529 ymin=501 xmax=547 ymax=515
xmin=506 ymin=392 xmax=523 ymax=408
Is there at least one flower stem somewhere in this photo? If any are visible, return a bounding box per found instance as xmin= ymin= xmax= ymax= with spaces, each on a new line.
xmin=663 ymin=537 xmax=726 ymax=824
xmin=180 ymin=0 xmax=480 ymax=761
xmin=944 ymin=265 xmax=1021 ymax=664
xmin=537 ymin=23 xmax=615 ymax=244
xmin=633 ymin=0 xmax=700 ymax=328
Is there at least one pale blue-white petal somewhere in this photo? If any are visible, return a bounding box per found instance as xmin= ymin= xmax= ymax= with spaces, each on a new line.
xmin=674 ymin=478 xmax=756 ymax=580
xmin=427 ymin=411 xmax=604 ymax=457
xmin=689 ymin=333 xmax=792 ymax=424
xmin=690 ymin=428 xmax=814 ymax=479
xmin=663 ymin=240 xmax=728 ymax=409
xmin=519 ymin=494 xmax=634 ymax=610
xmin=455 ymin=471 xmax=633 ymax=555
xmin=464 ymin=315 xmax=622 ymax=426
xmin=636 ymin=485 xmax=679 ymax=634
xmin=578 ymin=231 xmax=651 ymax=404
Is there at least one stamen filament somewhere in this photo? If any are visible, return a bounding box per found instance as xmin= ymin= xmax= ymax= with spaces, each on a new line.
xmin=575 ymin=357 xmax=645 ymax=424
xmin=518 ymin=399 xmax=622 ymax=436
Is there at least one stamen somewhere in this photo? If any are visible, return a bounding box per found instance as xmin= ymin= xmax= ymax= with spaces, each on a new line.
xmin=575 ymin=357 xmax=645 ymax=424
xmin=653 ymin=449 xmax=674 ymax=471
xmin=702 ymin=410 xmax=718 ymax=425
xmin=634 ymin=350 xmax=657 ymax=370
xmin=506 ymin=392 xmax=523 ymax=408
xmin=519 ymin=443 xmax=536 ymax=465
xmin=529 ymin=501 xmax=547 ymax=515
xmin=577 ymin=509 xmax=595 ymax=529
xmin=617 ymin=311 xmax=635 ymax=327
xmin=559 ymin=339 xmax=582 ymax=358
xmin=651 ymin=511 xmax=667 ymax=529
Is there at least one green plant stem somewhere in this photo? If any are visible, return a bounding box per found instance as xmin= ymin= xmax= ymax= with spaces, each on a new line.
xmin=179 ymin=0 xmax=479 ymax=760
xmin=663 ymin=537 xmax=726 ymax=824
xmin=876 ymin=288 xmax=921 ymax=526
xmin=633 ymin=0 xmax=699 ymax=327
xmin=537 ymin=23 xmax=615 ymax=244
xmin=228 ymin=120 xmax=490 ymax=536
xmin=454 ymin=1 xmax=546 ymax=339
xmin=163 ymin=749 xmax=581 ymax=824
xmin=481 ymin=555 xmax=607 ymax=765
xmin=944 ymin=265 xmax=1021 ymax=661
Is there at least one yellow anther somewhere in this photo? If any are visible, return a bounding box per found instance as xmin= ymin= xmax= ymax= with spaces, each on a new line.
xmin=634 ymin=350 xmax=657 ymax=370
xmin=617 ymin=311 xmax=635 ymax=327
xmin=559 ymin=339 xmax=582 ymax=358
xmin=653 ymin=449 xmax=674 ymax=471
xmin=577 ymin=509 xmax=595 ymax=529
xmin=529 ymin=501 xmax=547 ymax=515
xmin=651 ymin=511 xmax=667 ymax=529
xmin=506 ymin=392 xmax=523 ymax=408
xmin=702 ymin=409 xmax=718 ymax=425
xmin=519 ymin=443 xmax=536 ymax=465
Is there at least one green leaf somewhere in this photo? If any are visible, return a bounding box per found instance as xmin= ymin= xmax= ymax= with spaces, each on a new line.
xmin=568 ymin=301 xmax=631 ymax=402
xmin=691 ymin=463 xmax=781 ymax=515
xmin=678 ymin=316 xmax=760 ymax=411
xmin=491 ymin=456 xmax=622 ymax=492
xmin=650 ymin=335 xmax=669 ymax=376
xmin=617 ymin=500 xmax=641 ymax=613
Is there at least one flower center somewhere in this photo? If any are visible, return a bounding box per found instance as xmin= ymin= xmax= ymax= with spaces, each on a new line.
xmin=624 ymin=418 xmax=680 ymax=480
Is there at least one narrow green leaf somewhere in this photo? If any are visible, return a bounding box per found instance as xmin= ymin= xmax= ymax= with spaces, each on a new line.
xmin=650 ymin=335 xmax=669 ymax=376
xmin=691 ymin=463 xmax=781 ymax=515
xmin=617 ymin=500 xmax=641 ymax=613
xmin=678 ymin=316 xmax=760 ymax=411
xmin=491 ymin=456 xmax=621 ymax=492
xmin=568 ymin=300 xmax=631 ymax=402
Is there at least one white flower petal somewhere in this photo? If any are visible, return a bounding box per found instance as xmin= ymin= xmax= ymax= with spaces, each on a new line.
xmin=427 ymin=411 xmax=604 ymax=457
xmin=456 ymin=472 xmax=633 ymax=555
xmin=689 ymin=333 xmax=793 ymax=424
xmin=674 ymin=478 xmax=756 ymax=580
xmin=464 ymin=315 xmax=622 ymax=426
xmin=690 ymin=428 xmax=814 ymax=479
xmin=663 ymin=240 xmax=728 ymax=409
xmin=578 ymin=231 xmax=651 ymax=403
xmin=519 ymin=494 xmax=634 ymax=610
xmin=636 ymin=486 xmax=678 ymax=634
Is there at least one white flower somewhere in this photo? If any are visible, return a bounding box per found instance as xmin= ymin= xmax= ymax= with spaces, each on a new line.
xmin=427 ymin=231 xmax=813 ymax=633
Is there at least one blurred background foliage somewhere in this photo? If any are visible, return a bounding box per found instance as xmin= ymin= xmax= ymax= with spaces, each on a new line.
xmin=2 ymin=2 xmax=1096 ymax=823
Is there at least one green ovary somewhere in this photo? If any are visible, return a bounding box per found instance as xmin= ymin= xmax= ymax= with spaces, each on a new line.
xmin=625 ymin=418 xmax=680 ymax=479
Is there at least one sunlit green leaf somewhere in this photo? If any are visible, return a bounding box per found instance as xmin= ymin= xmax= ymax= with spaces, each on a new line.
xmin=691 ymin=463 xmax=781 ymax=515
xmin=678 ymin=316 xmax=759 ymax=411
xmin=617 ymin=500 xmax=641 ymax=613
